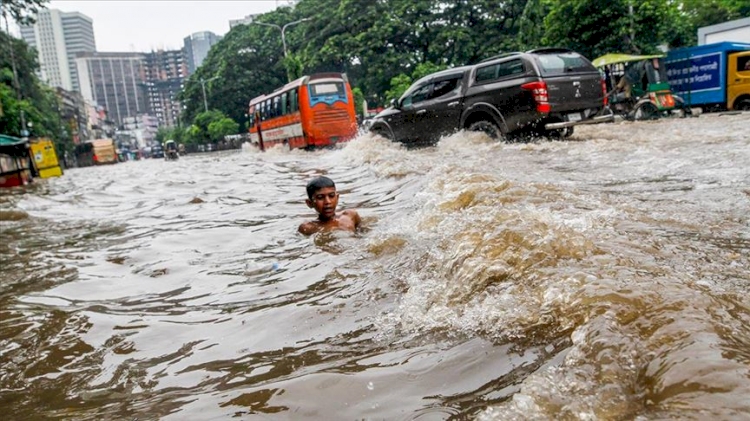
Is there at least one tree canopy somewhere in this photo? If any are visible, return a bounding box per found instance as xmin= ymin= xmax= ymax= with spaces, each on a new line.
xmin=1 ymin=0 xmax=47 ymax=24
xmin=0 ymin=30 xmax=70 ymax=153
xmin=182 ymin=0 xmax=743 ymax=126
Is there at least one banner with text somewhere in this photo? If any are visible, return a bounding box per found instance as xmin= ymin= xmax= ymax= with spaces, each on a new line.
xmin=666 ymin=52 xmax=722 ymax=93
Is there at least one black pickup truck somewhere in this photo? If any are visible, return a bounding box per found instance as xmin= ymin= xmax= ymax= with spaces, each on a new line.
xmin=369 ymin=48 xmax=614 ymax=144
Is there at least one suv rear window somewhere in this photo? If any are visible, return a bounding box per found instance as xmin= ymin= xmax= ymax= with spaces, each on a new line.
xmin=535 ymin=52 xmax=596 ymax=76
xmin=476 ymin=59 xmax=525 ymax=83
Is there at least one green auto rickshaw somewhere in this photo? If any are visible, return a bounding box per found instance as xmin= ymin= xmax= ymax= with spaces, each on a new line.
xmin=593 ymin=53 xmax=689 ymax=120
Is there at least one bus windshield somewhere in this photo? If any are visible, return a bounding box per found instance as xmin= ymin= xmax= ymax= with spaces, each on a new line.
xmin=309 ymin=82 xmax=346 ymax=97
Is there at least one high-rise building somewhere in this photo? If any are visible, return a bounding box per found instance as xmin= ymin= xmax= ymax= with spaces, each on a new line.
xmin=75 ymin=52 xmax=149 ymax=126
xmin=144 ymin=49 xmax=188 ymax=127
xmin=20 ymin=9 xmax=96 ymax=92
xmin=183 ymin=31 xmax=222 ymax=74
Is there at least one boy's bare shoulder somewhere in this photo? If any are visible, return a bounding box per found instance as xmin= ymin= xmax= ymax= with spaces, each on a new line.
xmin=298 ymin=221 xmax=319 ymax=235
xmin=341 ymin=209 xmax=361 ymax=224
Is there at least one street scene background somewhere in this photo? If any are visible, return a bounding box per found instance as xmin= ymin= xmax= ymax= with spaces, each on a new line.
xmin=2 ymin=114 xmax=749 ymax=419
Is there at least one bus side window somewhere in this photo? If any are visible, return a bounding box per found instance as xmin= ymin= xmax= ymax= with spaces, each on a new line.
xmin=265 ymin=99 xmax=272 ymax=119
xmin=291 ymin=88 xmax=298 ymax=112
xmin=273 ymin=96 xmax=280 ymax=117
xmin=281 ymin=92 xmax=288 ymax=115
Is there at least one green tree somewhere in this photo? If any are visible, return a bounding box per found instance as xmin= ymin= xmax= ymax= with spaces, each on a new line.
xmin=518 ymin=0 xmax=549 ymax=49
xmin=0 ymin=30 xmax=71 ymax=153
xmin=543 ymin=0 xmax=678 ymax=59
xmin=296 ymin=0 xmax=528 ymax=106
xmin=184 ymin=110 xmax=237 ymax=144
xmin=1 ymin=0 xmax=47 ymax=24
xmin=184 ymin=124 xmax=202 ymax=145
xmin=155 ymin=127 xmax=171 ymax=144
xmin=175 ymin=0 xmax=705 ymax=115
xmin=207 ymin=117 xmax=239 ymax=143
xmin=352 ymin=87 xmax=365 ymax=118
xmin=384 ymin=74 xmax=412 ymax=104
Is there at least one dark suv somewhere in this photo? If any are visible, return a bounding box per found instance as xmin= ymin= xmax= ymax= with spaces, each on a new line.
xmin=369 ymin=48 xmax=613 ymax=144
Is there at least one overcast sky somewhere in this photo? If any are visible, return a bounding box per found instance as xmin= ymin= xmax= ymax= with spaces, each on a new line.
xmin=47 ymin=0 xmax=284 ymax=52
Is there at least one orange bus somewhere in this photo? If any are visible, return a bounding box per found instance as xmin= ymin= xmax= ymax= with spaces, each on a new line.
xmin=247 ymin=73 xmax=358 ymax=150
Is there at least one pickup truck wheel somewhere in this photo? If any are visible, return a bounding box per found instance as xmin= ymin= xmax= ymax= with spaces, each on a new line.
xmin=371 ymin=127 xmax=393 ymax=141
xmin=544 ymin=126 xmax=574 ymax=139
xmin=468 ymin=120 xmax=504 ymax=141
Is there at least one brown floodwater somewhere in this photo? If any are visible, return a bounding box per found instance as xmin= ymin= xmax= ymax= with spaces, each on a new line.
xmin=1 ymin=113 xmax=749 ymax=420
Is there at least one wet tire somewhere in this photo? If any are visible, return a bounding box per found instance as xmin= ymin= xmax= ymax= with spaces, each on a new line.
xmin=468 ymin=120 xmax=504 ymax=141
xmin=632 ymin=102 xmax=659 ymax=121
xmin=371 ymin=127 xmax=393 ymax=141
xmin=735 ymin=99 xmax=750 ymax=111
xmin=544 ymin=126 xmax=574 ymax=139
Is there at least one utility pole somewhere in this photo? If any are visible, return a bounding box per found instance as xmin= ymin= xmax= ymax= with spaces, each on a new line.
xmin=252 ymin=17 xmax=313 ymax=82
xmin=2 ymin=1 xmax=27 ymax=137
xmin=253 ymin=17 xmax=312 ymax=58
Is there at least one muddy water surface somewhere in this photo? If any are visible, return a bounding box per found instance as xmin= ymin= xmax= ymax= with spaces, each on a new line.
xmin=1 ymin=113 xmax=750 ymax=420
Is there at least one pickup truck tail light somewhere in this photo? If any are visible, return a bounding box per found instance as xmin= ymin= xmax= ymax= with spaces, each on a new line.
xmin=601 ymin=78 xmax=608 ymax=106
xmin=521 ymin=81 xmax=550 ymax=113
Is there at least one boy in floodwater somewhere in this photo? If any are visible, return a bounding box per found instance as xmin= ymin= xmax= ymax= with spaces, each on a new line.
xmin=298 ymin=176 xmax=361 ymax=235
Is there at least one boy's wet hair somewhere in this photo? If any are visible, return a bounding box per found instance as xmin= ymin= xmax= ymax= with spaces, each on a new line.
xmin=306 ymin=176 xmax=336 ymax=199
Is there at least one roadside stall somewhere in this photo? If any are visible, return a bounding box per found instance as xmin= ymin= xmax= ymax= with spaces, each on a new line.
xmin=0 ymin=135 xmax=35 ymax=188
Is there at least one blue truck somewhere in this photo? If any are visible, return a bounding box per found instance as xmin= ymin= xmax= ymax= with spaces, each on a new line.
xmin=665 ymin=41 xmax=750 ymax=111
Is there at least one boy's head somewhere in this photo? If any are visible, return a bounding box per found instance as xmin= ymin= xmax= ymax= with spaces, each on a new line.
xmin=305 ymin=176 xmax=339 ymax=220
xmin=306 ymin=176 xmax=335 ymax=199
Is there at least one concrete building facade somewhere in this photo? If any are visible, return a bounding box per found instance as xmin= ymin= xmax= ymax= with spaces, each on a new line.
xmin=183 ymin=31 xmax=221 ymax=74
xmin=122 ymin=114 xmax=159 ymax=148
xmin=75 ymin=52 xmax=149 ymax=127
xmin=20 ymin=8 xmax=96 ymax=92
xmin=699 ymin=16 xmax=750 ymax=45
xmin=55 ymin=87 xmax=90 ymax=143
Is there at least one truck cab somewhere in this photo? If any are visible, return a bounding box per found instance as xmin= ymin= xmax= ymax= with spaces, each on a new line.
xmin=728 ymin=51 xmax=750 ymax=110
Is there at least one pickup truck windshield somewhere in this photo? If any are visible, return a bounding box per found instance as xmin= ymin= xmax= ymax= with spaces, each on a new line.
xmin=535 ymin=52 xmax=596 ymax=76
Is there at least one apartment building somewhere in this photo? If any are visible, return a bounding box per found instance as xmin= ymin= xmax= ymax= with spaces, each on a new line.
xmin=144 ymin=49 xmax=188 ymax=127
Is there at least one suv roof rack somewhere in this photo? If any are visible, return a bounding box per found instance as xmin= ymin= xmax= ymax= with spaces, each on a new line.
xmin=527 ymin=47 xmax=574 ymax=54
xmin=477 ymin=52 xmax=522 ymax=64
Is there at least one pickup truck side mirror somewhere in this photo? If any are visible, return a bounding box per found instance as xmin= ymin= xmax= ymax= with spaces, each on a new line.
xmin=390 ymin=98 xmax=399 ymax=109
